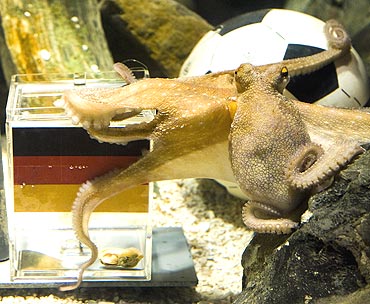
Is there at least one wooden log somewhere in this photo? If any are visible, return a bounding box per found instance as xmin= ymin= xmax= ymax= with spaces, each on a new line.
xmin=100 ymin=0 xmax=212 ymax=77
xmin=0 ymin=0 xmax=113 ymax=84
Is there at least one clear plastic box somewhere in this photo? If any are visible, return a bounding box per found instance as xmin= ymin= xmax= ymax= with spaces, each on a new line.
xmin=4 ymin=70 xmax=153 ymax=284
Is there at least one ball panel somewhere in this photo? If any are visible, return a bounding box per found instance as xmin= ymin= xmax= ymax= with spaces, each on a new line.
xmin=218 ymin=9 xmax=271 ymax=35
xmin=286 ymin=64 xmax=338 ymax=103
xmin=180 ymin=31 xmax=222 ymax=76
xmin=334 ymin=50 xmax=370 ymax=107
xmin=284 ymin=44 xmax=323 ymax=59
xmin=211 ymin=23 xmax=288 ymax=71
xmin=262 ymin=9 xmax=327 ymax=49
xmin=284 ymin=44 xmax=339 ymax=103
xmin=315 ymin=85 xmax=361 ymax=108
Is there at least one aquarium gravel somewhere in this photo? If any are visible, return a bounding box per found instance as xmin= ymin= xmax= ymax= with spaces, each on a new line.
xmin=0 ymin=179 xmax=252 ymax=303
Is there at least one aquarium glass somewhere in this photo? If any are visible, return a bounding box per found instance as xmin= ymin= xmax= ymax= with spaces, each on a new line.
xmin=4 ymin=70 xmax=153 ymax=283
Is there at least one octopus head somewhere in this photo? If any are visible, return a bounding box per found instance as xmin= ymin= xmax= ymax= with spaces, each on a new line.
xmin=234 ymin=63 xmax=290 ymax=94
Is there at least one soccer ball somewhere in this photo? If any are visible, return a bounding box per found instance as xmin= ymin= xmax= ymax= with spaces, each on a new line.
xmin=180 ymin=9 xmax=370 ymax=199
xmin=180 ymin=9 xmax=369 ymax=108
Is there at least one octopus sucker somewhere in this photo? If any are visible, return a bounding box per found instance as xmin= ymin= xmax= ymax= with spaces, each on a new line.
xmin=71 ymin=115 xmax=81 ymax=125
xmin=285 ymin=143 xmax=324 ymax=189
xmin=57 ymin=20 xmax=370 ymax=290
xmin=86 ymin=120 xmax=157 ymax=144
xmin=113 ymin=62 xmax=137 ymax=84
xmin=287 ymin=140 xmax=365 ymax=189
xmin=249 ymin=201 xmax=282 ymax=217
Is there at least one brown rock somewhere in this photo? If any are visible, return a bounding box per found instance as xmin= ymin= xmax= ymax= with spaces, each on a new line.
xmin=235 ymin=150 xmax=370 ymax=304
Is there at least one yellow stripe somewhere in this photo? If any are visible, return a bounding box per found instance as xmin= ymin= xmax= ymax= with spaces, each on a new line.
xmin=14 ymin=184 xmax=148 ymax=212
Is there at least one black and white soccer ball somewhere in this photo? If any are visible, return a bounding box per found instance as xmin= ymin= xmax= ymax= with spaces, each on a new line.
xmin=180 ymin=9 xmax=369 ymax=108
xmin=180 ymin=9 xmax=370 ymax=199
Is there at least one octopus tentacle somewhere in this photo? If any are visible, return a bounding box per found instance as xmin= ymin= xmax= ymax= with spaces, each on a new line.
xmin=296 ymin=102 xmax=370 ymax=146
xmin=287 ymin=140 xmax=364 ymax=189
xmin=58 ymin=159 xmax=157 ymax=290
xmin=324 ymin=19 xmax=351 ymax=50
xmin=242 ymin=202 xmax=298 ymax=234
xmin=58 ymin=77 xmax=236 ymax=130
xmin=248 ymin=201 xmax=282 ymax=217
xmin=58 ymin=135 xmax=234 ymax=291
xmin=86 ymin=120 xmax=157 ymax=144
xmin=259 ymin=19 xmax=350 ymax=77
xmin=56 ymin=63 xmax=147 ymax=129
xmin=59 ymin=169 xmax=126 ymax=291
xmin=285 ymin=143 xmax=324 ymax=189
xmin=113 ymin=62 xmax=137 ymax=84
xmin=55 ymin=90 xmax=143 ymax=129
xmin=59 ymin=180 xmax=99 ymax=291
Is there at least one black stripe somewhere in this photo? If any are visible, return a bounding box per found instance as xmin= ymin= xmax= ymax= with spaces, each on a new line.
xmin=12 ymin=127 xmax=149 ymax=156
xmin=284 ymin=44 xmax=338 ymax=103
xmin=217 ymin=9 xmax=271 ymax=36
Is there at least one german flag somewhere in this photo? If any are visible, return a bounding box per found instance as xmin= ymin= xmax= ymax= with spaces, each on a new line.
xmin=11 ymin=127 xmax=149 ymax=213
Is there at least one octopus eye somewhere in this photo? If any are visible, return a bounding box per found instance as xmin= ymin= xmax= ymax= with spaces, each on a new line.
xmin=276 ymin=66 xmax=290 ymax=93
xmin=280 ymin=66 xmax=288 ymax=78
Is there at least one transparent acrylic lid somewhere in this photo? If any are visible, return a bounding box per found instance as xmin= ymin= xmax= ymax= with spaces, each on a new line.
xmin=7 ymin=67 xmax=152 ymax=124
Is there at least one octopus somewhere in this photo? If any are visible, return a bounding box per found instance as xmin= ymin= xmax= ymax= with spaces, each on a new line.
xmin=56 ymin=20 xmax=370 ymax=290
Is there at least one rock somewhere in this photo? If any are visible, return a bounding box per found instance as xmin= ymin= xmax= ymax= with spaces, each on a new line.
xmin=315 ymin=286 xmax=370 ymax=304
xmin=235 ymin=149 xmax=370 ymax=304
xmin=99 ymin=0 xmax=212 ymax=77
xmin=352 ymin=24 xmax=370 ymax=79
xmin=285 ymin=0 xmax=370 ymax=37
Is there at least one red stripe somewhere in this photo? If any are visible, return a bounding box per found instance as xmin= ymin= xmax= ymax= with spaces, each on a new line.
xmin=14 ymin=156 xmax=139 ymax=184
